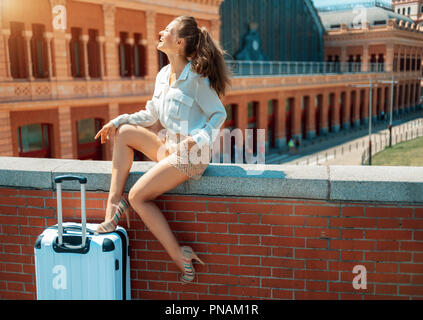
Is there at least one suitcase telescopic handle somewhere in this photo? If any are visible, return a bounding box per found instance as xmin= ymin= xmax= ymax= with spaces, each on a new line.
xmin=54 ymin=175 xmax=87 ymax=184
xmin=54 ymin=175 xmax=87 ymax=247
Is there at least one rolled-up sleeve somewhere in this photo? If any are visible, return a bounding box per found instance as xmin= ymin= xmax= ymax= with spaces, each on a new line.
xmin=191 ymin=77 xmax=227 ymax=149
xmin=111 ymin=100 xmax=158 ymax=128
xmin=110 ymin=69 xmax=164 ymax=128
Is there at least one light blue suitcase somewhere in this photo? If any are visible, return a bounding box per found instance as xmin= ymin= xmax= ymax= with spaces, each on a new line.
xmin=34 ymin=175 xmax=131 ymax=300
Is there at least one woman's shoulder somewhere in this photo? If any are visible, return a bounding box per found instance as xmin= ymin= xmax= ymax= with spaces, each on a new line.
xmin=193 ymin=72 xmax=209 ymax=86
xmin=187 ymin=65 xmax=202 ymax=81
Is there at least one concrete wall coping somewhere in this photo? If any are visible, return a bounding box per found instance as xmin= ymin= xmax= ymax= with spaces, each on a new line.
xmin=0 ymin=157 xmax=422 ymax=203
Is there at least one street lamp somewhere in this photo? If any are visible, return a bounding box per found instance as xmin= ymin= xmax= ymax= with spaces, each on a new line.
xmin=350 ymin=79 xmax=379 ymax=165
xmin=377 ymin=75 xmax=398 ymax=147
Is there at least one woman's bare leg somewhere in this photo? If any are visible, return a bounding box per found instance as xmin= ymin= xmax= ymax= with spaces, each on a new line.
xmin=103 ymin=122 xmax=168 ymax=222
xmin=128 ymin=159 xmax=191 ymax=273
xmin=103 ymin=121 xmax=195 ymax=273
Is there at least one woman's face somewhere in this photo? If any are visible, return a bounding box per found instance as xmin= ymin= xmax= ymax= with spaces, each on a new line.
xmin=157 ymin=20 xmax=184 ymax=56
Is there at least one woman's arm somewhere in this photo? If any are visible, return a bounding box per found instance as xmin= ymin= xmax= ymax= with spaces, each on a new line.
xmin=110 ymin=99 xmax=159 ymax=128
xmin=190 ymin=76 xmax=227 ymax=149
xmin=109 ymin=67 xmax=166 ymax=128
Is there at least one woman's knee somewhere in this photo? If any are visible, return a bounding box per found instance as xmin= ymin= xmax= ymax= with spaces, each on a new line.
xmin=128 ymin=187 xmax=139 ymax=208
xmin=115 ymin=124 xmax=134 ymax=139
xmin=128 ymin=186 xmax=152 ymax=209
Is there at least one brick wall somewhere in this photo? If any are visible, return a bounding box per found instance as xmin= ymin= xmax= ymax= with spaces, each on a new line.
xmin=1 ymin=187 xmax=422 ymax=300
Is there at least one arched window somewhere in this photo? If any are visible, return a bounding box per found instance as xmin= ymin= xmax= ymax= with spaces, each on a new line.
xmin=370 ymin=54 xmax=377 ymax=72
xmin=267 ymin=100 xmax=276 ymax=149
xmin=31 ymin=24 xmax=48 ymax=78
xmin=70 ymin=27 xmax=83 ymax=78
xmin=9 ymin=21 xmax=27 ymax=79
xmin=119 ymin=31 xmax=132 ymax=77
xmin=134 ymin=33 xmax=146 ymax=77
xmin=87 ymin=29 xmax=101 ymax=78
xmin=285 ymin=98 xmax=294 ymax=143
xmin=378 ymin=54 xmax=384 ymax=72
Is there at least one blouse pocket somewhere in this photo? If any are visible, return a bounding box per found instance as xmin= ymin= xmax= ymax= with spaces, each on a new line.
xmin=168 ymin=90 xmax=194 ymax=120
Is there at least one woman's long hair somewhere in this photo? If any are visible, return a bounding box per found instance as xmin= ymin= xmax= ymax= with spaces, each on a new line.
xmin=174 ymin=16 xmax=231 ymax=98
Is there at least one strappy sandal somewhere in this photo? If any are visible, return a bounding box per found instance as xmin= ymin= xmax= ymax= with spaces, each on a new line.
xmin=95 ymin=199 xmax=130 ymax=234
xmin=180 ymin=246 xmax=205 ymax=284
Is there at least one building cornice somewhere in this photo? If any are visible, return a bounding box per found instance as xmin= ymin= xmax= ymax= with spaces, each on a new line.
xmin=325 ymin=19 xmax=423 ymax=45
xmin=75 ymin=0 xmax=222 ymax=18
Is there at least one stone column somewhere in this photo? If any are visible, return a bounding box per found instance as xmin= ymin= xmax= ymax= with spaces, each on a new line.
xmin=292 ymin=93 xmax=302 ymax=141
xmin=409 ymin=81 xmax=415 ymax=112
xmin=380 ymin=85 xmax=386 ymax=116
xmin=258 ymin=99 xmax=268 ymax=154
xmin=332 ymin=90 xmax=340 ymax=132
xmin=115 ymin=37 xmax=121 ymax=77
xmin=22 ymin=30 xmax=34 ymax=80
xmin=401 ymin=46 xmax=406 ymax=73
xmin=49 ymin=0 xmax=69 ymax=80
xmin=58 ymin=106 xmax=74 ymax=159
xmin=386 ymin=43 xmax=394 ymax=72
xmin=102 ymin=3 xmax=119 ymax=79
xmin=402 ymin=83 xmax=407 ymax=113
xmin=43 ymin=32 xmax=54 ymax=79
xmin=64 ymin=33 xmax=72 ymax=78
xmin=394 ymin=84 xmax=399 ymax=116
xmin=97 ymin=36 xmax=106 ymax=79
xmin=275 ymin=94 xmax=286 ymax=149
xmin=396 ymin=45 xmax=401 ymax=72
xmin=343 ymin=89 xmax=351 ymax=130
xmin=321 ymin=91 xmax=329 ymax=135
xmin=397 ymin=81 xmax=404 ymax=114
xmin=362 ymin=44 xmax=369 ymax=72
xmin=405 ymin=46 xmax=410 ymax=72
xmin=306 ymin=93 xmax=316 ymax=139
xmin=145 ymin=10 xmax=158 ymax=80
xmin=126 ymin=37 xmax=135 ymax=79
xmin=80 ymin=34 xmax=90 ymax=80
xmin=415 ymin=81 xmax=420 ymax=107
xmin=1 ymin=29 xmax=12 ymax=80
xmin=352 ymin=90 xmax=360 ymax=127
xmin=406 ymin=81 xmax=412 ymax=112
xmin=402 ymin=82 xmax=407 ymax=113
xmin=0 ymin=111 xmax=13 ymax=156
xmin=372 ymin=86 xmax=377 ymax=122
xmin=340 ymin=46 xmax=347 ymax=65
xmin=412 ymin=47 xmax=417 ymax=72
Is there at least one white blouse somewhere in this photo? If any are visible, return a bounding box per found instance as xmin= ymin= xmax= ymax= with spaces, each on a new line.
xmin=111 ymin=61 xmax=227 ymax=149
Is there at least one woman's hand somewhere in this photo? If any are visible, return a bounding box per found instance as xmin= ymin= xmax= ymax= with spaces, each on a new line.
xmin=95 ymin=122 xmax=117 ymax=144
xmin=174 ymin=136 xmax=198 ymax=157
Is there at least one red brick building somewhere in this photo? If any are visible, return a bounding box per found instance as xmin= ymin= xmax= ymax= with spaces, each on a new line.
xmin=0 ymin=0 xmax=421 ymax=162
